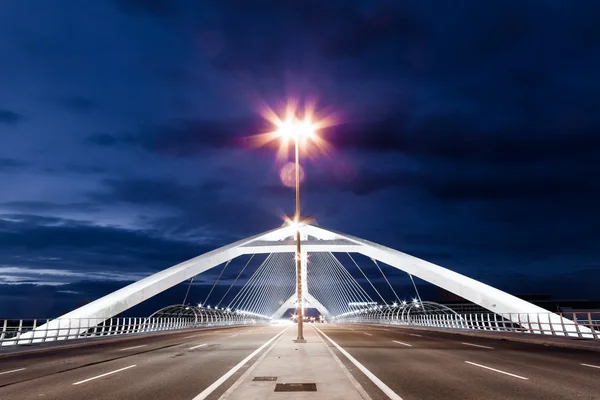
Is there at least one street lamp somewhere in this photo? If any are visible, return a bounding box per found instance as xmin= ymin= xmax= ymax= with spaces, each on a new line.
xmin=275 ymin=117 xmax=316 ymax=343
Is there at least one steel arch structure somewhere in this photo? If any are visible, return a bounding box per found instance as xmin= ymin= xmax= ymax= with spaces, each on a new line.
xmin=21 ymin=222 xmax=592 ymax=340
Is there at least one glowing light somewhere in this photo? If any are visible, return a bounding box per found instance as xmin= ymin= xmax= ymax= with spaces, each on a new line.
xmin=245 ymin=99 xmax=336 ymax=162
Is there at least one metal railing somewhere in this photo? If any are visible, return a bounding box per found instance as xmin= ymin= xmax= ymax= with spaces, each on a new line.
xmin=334 ymin=307 xmax=600 ymax=339
xmin=0 ymin=313 xmax=267 ymax=347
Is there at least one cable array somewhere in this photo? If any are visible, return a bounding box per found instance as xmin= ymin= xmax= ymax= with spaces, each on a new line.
xmin=308 ymin=252 xmax=374 ymax=316
xmin=227 ymin=253 xmax=296 ymax=316
xmin=192 ymin=251 xmax=411 ymax=319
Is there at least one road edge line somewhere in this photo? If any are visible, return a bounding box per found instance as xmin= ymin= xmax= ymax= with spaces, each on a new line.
xmin=313 ymin=325 xmax=372 ymax=400
xmin=192 ymin=327 xmax=288 ymax=400
xmin=314 ymin=326 xmax=404 ymax=400
xmin=217 ymin=327 xmax=288 ymax=399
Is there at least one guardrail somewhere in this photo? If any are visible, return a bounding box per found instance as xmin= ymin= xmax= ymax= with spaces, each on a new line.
xmin=334 ymin=307 xmax=600 ymax=339
xmin=0 ymin=314 xmax=266 ymax=346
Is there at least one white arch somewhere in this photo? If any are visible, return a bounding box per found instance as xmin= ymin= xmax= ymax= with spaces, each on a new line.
xmin=20 ymin=222 xmax=591 ymax=340
xmin=270 ymin=292 xmax=332 ymax=320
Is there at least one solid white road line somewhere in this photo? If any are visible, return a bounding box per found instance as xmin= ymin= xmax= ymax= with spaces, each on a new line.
xmin=193 ymin=328 xmax=288 ymax=400
xmin=0 ymin=368 xmax=26 ymax=375
xmin=465 ymin=361 xmax=528 ymax=380
xmin=119 ymin=345 xmax=147 ymax=351
xmin=313 ymin=326 xmax=372 ymax=400
xmin=72 ymin=365 xmax=136 ymax=385
xmin=218 ymin=328 xmax=288 ymax=400
xmin=581 ymin=363 xmax=600 ymax=369
xmin=189 ymin=343 xmax=207 ymax=350
xmin=392 ymin=340 xmax=412 ymax=347
xmin=364 ymin=332 xmax=373 ymax=336
xmin=409 ymin=333 xmax=422 ymax=337
xmin=184 ymin=334 xmax=199 ymax=339
xmin=314 ymin=326 xmax=404 ymax=400
xmin=462 ymin=342 xmax=493 ymax=350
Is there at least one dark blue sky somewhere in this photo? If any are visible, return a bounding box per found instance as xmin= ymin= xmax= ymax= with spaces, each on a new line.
xmin=1 ymin=1 xmax=599 ymax=317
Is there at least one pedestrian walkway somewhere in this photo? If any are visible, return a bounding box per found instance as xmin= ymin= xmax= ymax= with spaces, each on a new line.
xmin=219 ymin=324 xmax=369 ymax=399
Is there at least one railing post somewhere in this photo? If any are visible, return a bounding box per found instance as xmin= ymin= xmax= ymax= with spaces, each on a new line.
xmin=15 ymin=319 xmax=24 ymax=345
xmin=586 ymin=312 xmax=597 ymax=339
xmin=0 ymin=319 xmax=6 ymax=342
xmin=28 ymin=319 xmax=37 ymax=344
xmin=573 ymin=314 xmax=582 ymax=338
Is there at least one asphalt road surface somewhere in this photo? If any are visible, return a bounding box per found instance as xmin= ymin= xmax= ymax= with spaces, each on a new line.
xmin=0 ymin=324 xmax=286 ymax=400
xmin=1 ymin=323 xmax=599 ymax=399
xmin=314 ymin=324 xmax=600 ymax=400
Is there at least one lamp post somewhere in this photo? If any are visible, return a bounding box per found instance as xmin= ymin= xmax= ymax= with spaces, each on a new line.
xmin=276 ymin=119 xmax=315 ymax=343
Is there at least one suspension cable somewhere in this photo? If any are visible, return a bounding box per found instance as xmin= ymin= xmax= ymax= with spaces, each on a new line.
xmin=371 ymin=258 xmax=401 ymax=302
xmin=408 ymin=273 xmax=426 ymax=313
xmin=346 ymin=253 xmax=388 ymax=306
xmin=331 ymin=253 xmax=374 ymax=301
xmin=217 ymin=254 xmax=254 ymax=308
xmin=182 ymin=277 xmax=194 ymax=305
xmin=228 ymin=254 xmax=272 ymax=309
xmin=203 ymin=259 xmax=231 ymax=306
xmin=234 ymin=254 xmax=276 ymax=311
xmin=323 ymin=253 xmax=356 ymax=315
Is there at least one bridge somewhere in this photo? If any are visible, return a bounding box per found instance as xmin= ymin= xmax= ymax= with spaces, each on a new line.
xmin=1 ymin=221 xmax=599 ymax=399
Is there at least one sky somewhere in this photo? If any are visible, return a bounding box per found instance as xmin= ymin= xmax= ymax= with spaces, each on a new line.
xmin=1 ymin=0 xmax=599 ymax=318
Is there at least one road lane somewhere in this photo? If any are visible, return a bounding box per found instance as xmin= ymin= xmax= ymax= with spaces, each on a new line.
xmin=316 ymin=324 xmax=600 ymax=400
xmin=0 ymin=325 xmax=282 ymax=400
xmin=0 ymin=326 xmax=249 ymax=387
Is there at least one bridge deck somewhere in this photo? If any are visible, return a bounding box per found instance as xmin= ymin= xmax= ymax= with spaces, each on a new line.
xmin=0 ymin=324 xmax=599 ymax=399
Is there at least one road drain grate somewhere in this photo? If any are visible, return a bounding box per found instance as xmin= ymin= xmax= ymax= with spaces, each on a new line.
xmin=274 ymin=383 xmax=317 ymax=392
xmin=253 ymin=376 xmax=277 ymax=381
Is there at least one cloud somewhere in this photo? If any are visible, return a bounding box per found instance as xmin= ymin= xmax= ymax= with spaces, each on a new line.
xmin=0 ymin=213 xmax=212 ymax=276
xmin=0 ymin=109 xmax=23 ymax=125
xmin=89 ymin=177 xmax=281 ymax=240
xmin=0 ymin=266 xmax=148 ymax=286
xmin=86 ymin=133 xmax=126 ymax=147
xmin=115 ymin=0 xmax=176 ymax=17
xmin=0 ymin=201 xmax=101 ymax=213
xmin=263 ymin=167 xmax=421 ymax=197
xmin=59 ymin=96 xmax=95 ymax=113
xmin=0 ymin=158 xmax=28 ymax=171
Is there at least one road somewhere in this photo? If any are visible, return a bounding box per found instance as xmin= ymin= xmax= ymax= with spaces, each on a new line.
xmin=0 ymin=323 xmax=599 ymax=399
xmin=315 ymin=324 xmax=600 ymax=400
xmin=0 ymin=324 xmax=286 ymax=400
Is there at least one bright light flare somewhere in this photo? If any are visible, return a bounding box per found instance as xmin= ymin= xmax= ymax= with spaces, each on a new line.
xmin=245 ymin=99 xmax=336 ymax=162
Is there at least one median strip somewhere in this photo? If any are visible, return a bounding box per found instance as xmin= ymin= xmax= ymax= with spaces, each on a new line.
xmin=72 ymin=365 xmax=136 ymax=385
xmin=465 ymin=361 xmax=528 ymax=380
